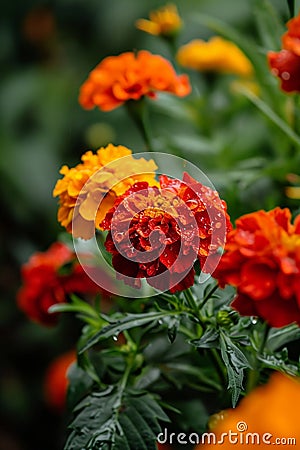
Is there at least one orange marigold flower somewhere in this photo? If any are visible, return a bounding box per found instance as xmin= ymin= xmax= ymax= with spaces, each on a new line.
xmin=44 ymin=350 xmax=76 ymax=412
xmin=268 ymin=13 xmax=300 ymax=92
xmin=135 ymin=4 xmax=182 ymax=37
xmin=176 ymin=37 xmax=253 ymax=77
xmin=101 ymin=173 xmax=231 ymax=293
xmin=78 ymin=50 xmax=191 ymax=112
xmin=214 ymin=207 xmax=300 ymax=327
xmin=198 ymin=372 xmax=300 ymax=449
xmin=53 ymin=144 xmax=158 ymax=239
xmin=17 ymin=242 xmax=101 ymax=326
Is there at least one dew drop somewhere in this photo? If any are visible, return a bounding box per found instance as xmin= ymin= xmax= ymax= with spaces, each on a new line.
xmin=282 ymin=71 xmax=290 ymax=80
xmin=250 ymin=317 xmax=258 ymax=324
xmin=113 ymin=335 xmax=118 ymax=341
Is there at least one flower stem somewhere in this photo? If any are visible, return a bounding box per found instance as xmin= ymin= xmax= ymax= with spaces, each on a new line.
xmin=125 ymin=99 xmax=154 ymax=151
xmin=199 ymin=282 xmax=219 ymax=310
xmin=183 ymin=287 xmax=198 ymax=312
xmin=246 ymin=322 xmax=270 ymax=393
xmin=287 ymin=0 xmax=295 ymax=18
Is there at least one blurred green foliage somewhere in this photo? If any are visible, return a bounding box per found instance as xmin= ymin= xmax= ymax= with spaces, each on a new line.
xmin=1 ymin=0 xmax=299 ymax=449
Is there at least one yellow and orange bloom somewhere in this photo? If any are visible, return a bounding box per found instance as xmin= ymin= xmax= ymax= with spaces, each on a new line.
xmin=198 ymin=372 xmax=300 ymax=449
xmin=44 ymin=350 xmax=76 ymax=411
xmin=214 ymin=207 xmax=300 ymax=328
xmin=268 ymin=13 xmax=300 ymax=92
xmin=79 ymin=50 xmax=191 ymax=112
xmin=177 ymin=37 xmax=253 ymax=77
xmin=135 ymin=4 xmax=182 ymax=37
xmin=53 ymin=144 xmax=158 ymax=239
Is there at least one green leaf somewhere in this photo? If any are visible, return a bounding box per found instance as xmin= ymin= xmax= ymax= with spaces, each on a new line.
xmin=190 ymin=327 xmax=220 ymax=349
xmin=287 ymin=0 xmax=295 ymax=18
xmin=167 ymin=316 xmax=180 ymax=343
xmin=258 ymin=348 xmax=300 ymax=376
xmin=267 ymin=324 xmax=300 ymax=352
xmin=80 ymin=311 xmax=180 ymax=353
xmin=219 ymin=331 xmax=251 ymax=407
xmin=64 ymin=387 xmax=169 ymax=450
xmin=237 ymin=87 xmax=300 ymax=148
xmin=66 ymin=363 xmax=94 ymax=411
xmin=253 ymin=0 xmax=285 ymax=50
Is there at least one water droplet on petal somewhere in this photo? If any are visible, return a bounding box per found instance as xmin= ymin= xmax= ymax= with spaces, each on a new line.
xmin=282 ymin=71 xmax=290 ymax=80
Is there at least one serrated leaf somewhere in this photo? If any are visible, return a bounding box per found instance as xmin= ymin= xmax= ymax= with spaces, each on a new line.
xmin=167 ymin=316 xmax=180 ymax=343
xmin=220 ymin=331 xmax=251 ymax=407
xmin=258 ymin=348 xmax=300 ymax=376
xmin=80 ymin=311 xmax=179 ymax=353
xmin=266 ymin=324 xmax=300 ymax=352
xmin=66 ymin=363 xmax=94 ymax=411
xmin=64 ymin=388 xmax=169 ymax=450
xmin=190 ymin=327 xmax=220 ymax=349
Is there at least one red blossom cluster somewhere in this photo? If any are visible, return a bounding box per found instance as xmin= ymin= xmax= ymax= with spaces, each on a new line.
xmin=17 ymin=242 xmax=102 ymax=326
xmin=268 ymin=14 xmax=300 ymax=92
xmin=214 ymin=207 xmax=300 ymax=327
xmin=101 ymin=173 xmax=231 ymax=293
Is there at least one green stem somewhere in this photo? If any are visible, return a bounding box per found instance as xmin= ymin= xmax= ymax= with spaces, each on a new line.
xmin=209 ymin=348 xmax=227 ymax=386
xmin=125 ymin=99 xmax=154 ymax=151
xmin=183 ymin=287 xmax=198 ymax=312
xmin=246 ymin=323 xmax=270 ymax=393
xmin=199 ymin=282 xmax=219 ymax=310
xmin=287 ymin=0 xmax=295 ymax=18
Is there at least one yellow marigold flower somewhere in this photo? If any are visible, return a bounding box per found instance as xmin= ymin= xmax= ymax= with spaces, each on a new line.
xmin=198 ymin=372 xmax=300 ymax=449
xmin=53 ymin=144 xmax=158 ymax=239
xmin=135 ymin=4 xmax=182 ymax=37
xmin=286 ymin=186 xmax=300 ymax=199
xmin=177 ymin=37 xmax=253 ymax=77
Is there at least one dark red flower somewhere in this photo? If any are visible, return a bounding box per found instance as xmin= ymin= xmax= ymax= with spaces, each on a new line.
xmin=101 ymin=173 xmax=231 ymax=293
xmin=17 ymin=242 xmax=102 ymax=326
xmin=214 ymin=207 xmax=300 ymax=327
xmin=268 ymin=50 xmax=300 ymax=92
xmin=268 ymin=13 xmax=300 ymax=92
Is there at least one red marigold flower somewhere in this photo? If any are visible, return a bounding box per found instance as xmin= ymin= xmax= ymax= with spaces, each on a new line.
xmin=100 ymin=173 xmax=231 ymax=293
xmin=268 ymin=13 xmax=300 ymax=92
xmin=268 ymin=50 xmax=300 ymax=92
xmin=44 ymin=350 xmax=76 ymax=412
xmin=17 ymin=242 xmax=102 ymax=326
xmin=214 ymin=207 xmax=300 ymax=327
xmin=282 ymin=15 xmax=300 ymax=56
xmin=79 ymin=50 xmax=191 ymax=112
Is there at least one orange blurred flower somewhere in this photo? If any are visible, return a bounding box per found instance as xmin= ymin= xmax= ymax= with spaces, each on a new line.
xmin=177 ymin=37 xmax=253 ymax=77
xmin=268 ymin=13 xmax=300 ymax=92
xmin=135 ymin=4 xmax=182 ymax=37
xmin=17 ymin=242 xmax=101 ymax=326
xmin=44 ymin=350 xmax=76 ymax=412
xmin=214 ymin=207 xmax=300 ymax=327
xmin=79 ymin=50 xmax=191 ymax=112
xmin=53 ymin=144 xmax=158 ymax=239
xmin=198 ymin=372 xmax=300 ymax=449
